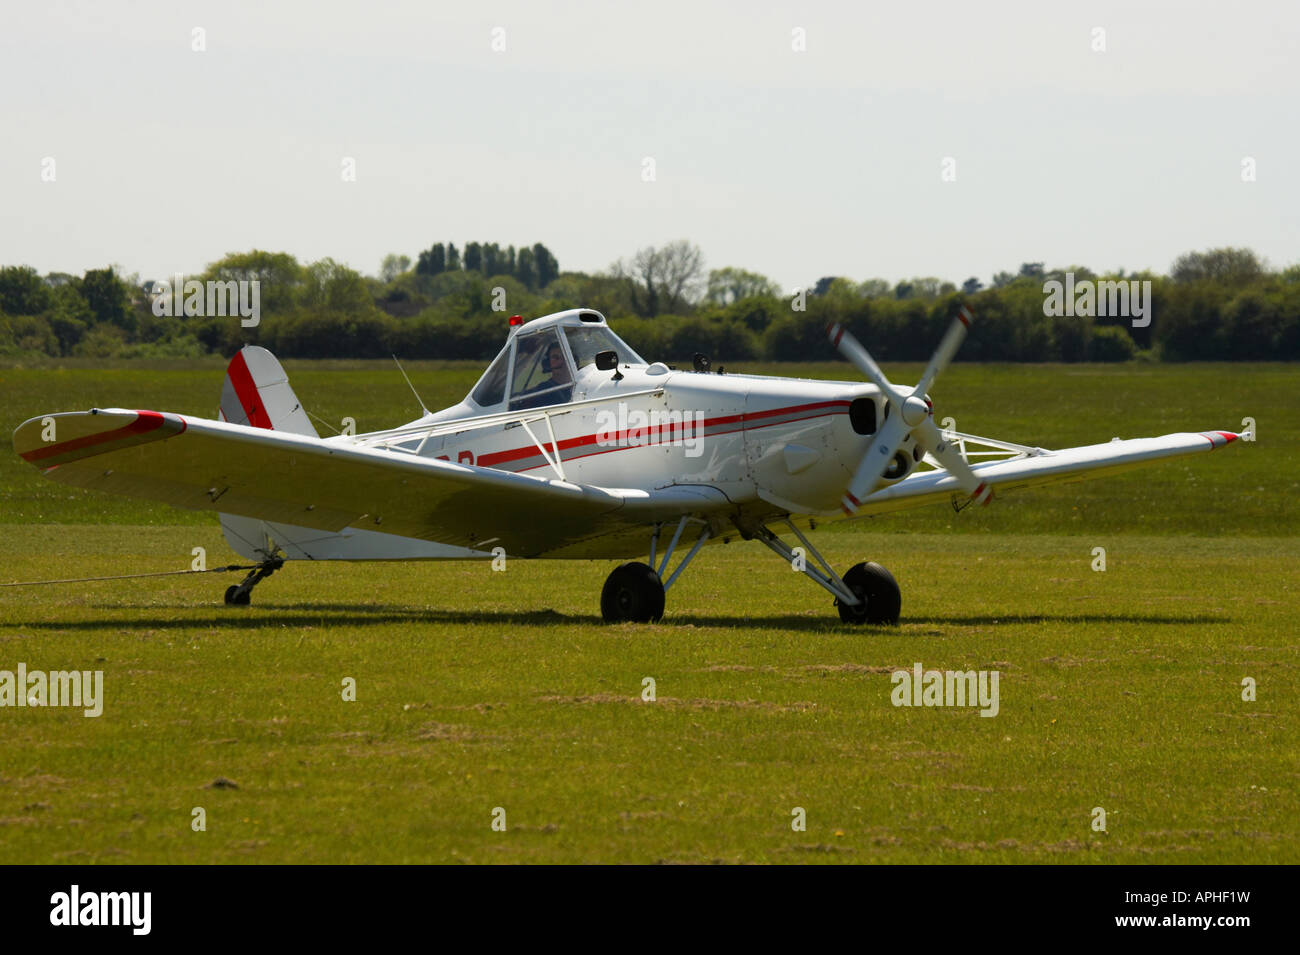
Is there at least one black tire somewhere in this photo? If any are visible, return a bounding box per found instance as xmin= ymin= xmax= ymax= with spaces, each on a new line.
xmin=224 ymin=585 xmax=250 ymax=606
xmin=600 ymin=562 xmax=665 ymax=623
xmin=836 ymin=561 xmax=900 ymax=625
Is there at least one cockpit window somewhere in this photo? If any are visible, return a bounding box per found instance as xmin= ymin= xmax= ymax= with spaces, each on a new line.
xmin=564 ymin=326 xmax=645 ymax=370
xmin=469 ymin=321 xmax=642 ymax=413
xmin=508 ymin=329 xmax=574 ymax=411
xmin=471 ymin=347 xmax=510 ymax=408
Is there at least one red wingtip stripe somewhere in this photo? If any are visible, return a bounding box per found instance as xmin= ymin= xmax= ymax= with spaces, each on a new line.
xmin=20 ymin=411 xmax=177 ymax=464
xmin=958 ymin=306 xmax=972 ymax=327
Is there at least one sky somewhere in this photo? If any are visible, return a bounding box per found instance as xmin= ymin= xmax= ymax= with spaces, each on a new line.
xmin=2 ymin=0 xmax=1297 ymax=293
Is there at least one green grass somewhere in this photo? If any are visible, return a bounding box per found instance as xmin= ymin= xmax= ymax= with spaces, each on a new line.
xmin=0 ymin=360 xmax=1295 ymax=863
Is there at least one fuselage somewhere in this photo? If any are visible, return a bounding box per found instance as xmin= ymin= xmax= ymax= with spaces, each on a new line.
xmin=345 ymin=309 xmax=915 ymax=524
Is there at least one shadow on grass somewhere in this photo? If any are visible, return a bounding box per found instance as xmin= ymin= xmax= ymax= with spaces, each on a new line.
xmin=0 ymin=605 xmax=1232 ymax=633
xmin=1 ymin=605 xmax=585 ymax=632
xmin=666 ymin=611 xmax=1232 ymax=630
xmin=904 ymin=613 xmax=1233 ymax=626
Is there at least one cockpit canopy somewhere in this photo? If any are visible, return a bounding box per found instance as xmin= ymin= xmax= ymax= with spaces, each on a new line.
xmin=468 ymin=310 xmax=645 ymax=413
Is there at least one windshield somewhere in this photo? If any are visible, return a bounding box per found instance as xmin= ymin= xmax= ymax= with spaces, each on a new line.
xmin=564 ymin=325 xmax=645 ymax=369
xmin=508 ymin=329 xmax=573 ymax=411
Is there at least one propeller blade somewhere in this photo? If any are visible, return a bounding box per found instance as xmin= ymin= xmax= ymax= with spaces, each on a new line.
xmin=913 ymin=417 xmax=992 ymax=504
xmin=832 ymin=306 xmax=991 ymax=514
xmin=914 ymin=305 xmax=972 ymax=397
xmin=826 ymin=323 xmax=906 ymax=405
xmin=841 ymin=414 xmax=911 ymax=515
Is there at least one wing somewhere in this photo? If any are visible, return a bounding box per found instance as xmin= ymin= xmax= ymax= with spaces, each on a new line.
xmin=854 ymin=429 xmax=1244 ymax=517
xmin=12 ymin=409 xmax=727 ymax=557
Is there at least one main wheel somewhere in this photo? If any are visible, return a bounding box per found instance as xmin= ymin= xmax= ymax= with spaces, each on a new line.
xmin=836 ymin=561 xmax=900 ymax=625
xmin=224 ymin=585 xmax=250 ymax=606
xmin=601 ymin=562 xmax=665 ymax=623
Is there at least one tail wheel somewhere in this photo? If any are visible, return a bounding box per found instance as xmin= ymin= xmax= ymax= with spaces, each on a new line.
xmin=836 ymin=561 xmax=900 ymax=625
xmin=601 ymin=562 xmax=665 ymax=623
xmin=224 ymin=585 xmax=250 ymax=606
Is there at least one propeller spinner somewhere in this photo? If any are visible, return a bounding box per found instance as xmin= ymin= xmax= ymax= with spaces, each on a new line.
xmin=827 ymin=305 xmax=993 ymax=515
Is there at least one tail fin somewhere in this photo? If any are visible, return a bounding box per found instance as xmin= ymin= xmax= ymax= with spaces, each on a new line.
xmin=218 ymin=346 xmax=316 ymax=560
xmin=214 ymin=346 xmax=483 ymax=562
xmin=219 ymin=345 xmax=317 ymax=437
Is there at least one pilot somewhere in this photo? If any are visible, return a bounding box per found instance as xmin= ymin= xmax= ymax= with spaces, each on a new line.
xmin=513 ymin=342 xmax=573 ymax=409
xmin=544 ymin=342 xmax=572 ymax=388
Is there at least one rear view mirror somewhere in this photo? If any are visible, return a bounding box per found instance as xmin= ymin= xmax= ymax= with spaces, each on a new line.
xmin=594 ymin=350 xmax=618 ymax=371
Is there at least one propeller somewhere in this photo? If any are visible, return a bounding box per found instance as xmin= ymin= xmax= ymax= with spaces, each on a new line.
xmin=828 ymin=305 xmax=993 ymax=514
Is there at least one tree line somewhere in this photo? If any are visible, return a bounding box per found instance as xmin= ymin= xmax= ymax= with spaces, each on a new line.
xmin=1 ymin=244 xmax=1296 ymax=363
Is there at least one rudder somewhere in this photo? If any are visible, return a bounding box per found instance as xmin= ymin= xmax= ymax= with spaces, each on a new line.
xmin=219 ymin=346 xmax=317 ymax=559
xmin=219 ymin=345 xmax=318 ymax=436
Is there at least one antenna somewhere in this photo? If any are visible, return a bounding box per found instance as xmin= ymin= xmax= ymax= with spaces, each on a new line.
xmin=392 ymin=354 xmax=429 ymax=416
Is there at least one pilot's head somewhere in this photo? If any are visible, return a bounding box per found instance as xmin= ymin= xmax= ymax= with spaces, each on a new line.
xmin=546 ymin=343 xmax=571 ymax=384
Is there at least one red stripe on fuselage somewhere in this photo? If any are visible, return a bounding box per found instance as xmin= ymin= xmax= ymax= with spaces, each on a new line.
xmin=227 ymin=351 xmax=273 ymax=429
xmin=475 ymin=400 xmax=850 ymax=470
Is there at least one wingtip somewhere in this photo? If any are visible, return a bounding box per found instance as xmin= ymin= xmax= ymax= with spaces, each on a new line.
xmin=14 ymin=409 xmax=182 ymax=465
xmin=1200 ymin=430 xmax=1246 ymax=449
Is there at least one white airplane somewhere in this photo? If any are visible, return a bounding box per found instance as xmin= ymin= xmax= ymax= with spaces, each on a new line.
xmin=13 ymin=306 xmax=1244 ymax=624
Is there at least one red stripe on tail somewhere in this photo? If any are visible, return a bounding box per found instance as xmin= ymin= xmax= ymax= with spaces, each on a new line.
xmin=227 ymin=351 xmax=273 ymax=429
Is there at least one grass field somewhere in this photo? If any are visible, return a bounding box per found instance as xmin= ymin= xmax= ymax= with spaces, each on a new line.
xmin=0 ymin=359 xmax=1295 ymax=863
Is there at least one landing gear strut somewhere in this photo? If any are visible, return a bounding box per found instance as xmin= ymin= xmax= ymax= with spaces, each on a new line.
xmin=599 ymin=516 xmax=901 ymax=625
xmin=749 ymin=519 xmax=900 ymax=625
xmin=222 ymin=558 xmax=283 ymax=606
xmin=601 ymin=517 xmax=711 ymax=623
